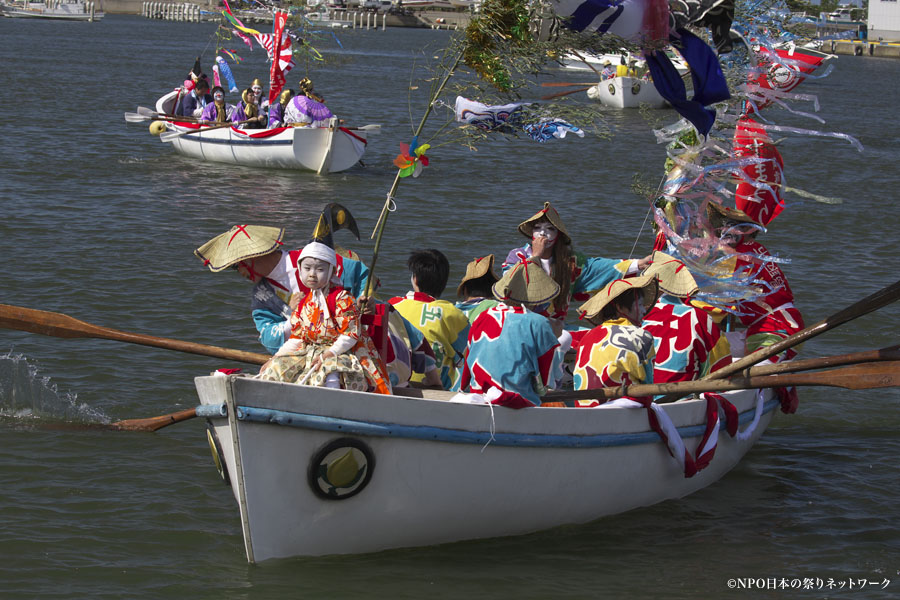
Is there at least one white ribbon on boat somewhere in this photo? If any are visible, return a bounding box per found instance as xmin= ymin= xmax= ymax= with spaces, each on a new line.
xmin=734 ymin=389 xmax=764 ymax=443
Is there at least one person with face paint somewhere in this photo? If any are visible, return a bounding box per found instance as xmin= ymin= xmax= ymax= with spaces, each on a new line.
xmin=256 ymin=241 xmax=391 ymax=393
xmin=503 ymin=202 xmax=652 ymax=334
xmin=572 ymin=274 xmax=659 ymax=406
xmin=194 ymin=225 xmax=370 ymax=355
xmin=234 ymin=87 xmax=267 ymax=129
xmin=199 ymin=86 xmax=236 ymax=124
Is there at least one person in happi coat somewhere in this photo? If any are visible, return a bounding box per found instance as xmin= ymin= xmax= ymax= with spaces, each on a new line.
xmin=267 ymin=89 xmax=294 ymax=128
xmin=573 ymin=274 xmax=660 ymax=407
xmin=199 ymin=86 xmax=236 ymax=124
xmin=194 ymin=220 xmax=370 ymax=355
xmin=234 ymin=87 xmax=267 ymax=129
xmin=503 ymin=202 xmax=651 ymax=334
xmin=175 ymin=78 xmax=212 ymax=118
xmin=389 ymin=249 xmax=470 ymax=390
xmin=455 ymin=254 xmax=500 ymax=324
xmin=641 ymin=251 xmax=732 ymax=388
xmin=256 ymin=241 xmax=391 ymax=394
xmin=284 ymin=77 xmax=335 ymax=128
xmin=458 ymin=260 xmax=564 ymax=408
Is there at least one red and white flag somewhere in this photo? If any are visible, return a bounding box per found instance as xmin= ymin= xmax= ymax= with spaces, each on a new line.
xmin=261 ymin=11 xmax=294 ymax=105
xmin=732 ymin=116 xmax=786 ymax=226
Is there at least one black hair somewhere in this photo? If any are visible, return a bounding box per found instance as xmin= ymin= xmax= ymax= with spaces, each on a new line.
xmin=599 ymin=289 xmax=639 ymax=323
xmin=459 ymin=273 xmax=495 ymax=300
xmin=408 ymin=249 xmax=450 ymax=297
xmin=195 ymin=79 xmax=210 ymax=92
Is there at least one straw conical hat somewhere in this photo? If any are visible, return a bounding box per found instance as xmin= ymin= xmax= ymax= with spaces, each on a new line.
xmin=457 ymin=254 xmax=499 ymax=297
xmin=492 ymin=259 xmax=560 ymax=306
xmin=642 ymin=251 xmax=699 ymax=298
xmin=194 ymin=225 xmax=284 ymax=272
xmin=578 ymin=274 xmax=659 ymax=325
xmin=518 ymin=202 xmax=571 ymax=245
xmin=706 ymin=202 xmax=761 ymax=228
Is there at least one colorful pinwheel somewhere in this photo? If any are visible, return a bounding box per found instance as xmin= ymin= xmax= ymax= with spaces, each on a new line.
xmin=393 ymin=142 xmax=430 ymax=178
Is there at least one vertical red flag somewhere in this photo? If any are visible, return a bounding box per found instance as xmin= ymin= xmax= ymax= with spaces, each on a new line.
xmin=268 ymin=11 xmax=288 ymax=106
xmin=733 ymin=116 xmax=785 ymax=226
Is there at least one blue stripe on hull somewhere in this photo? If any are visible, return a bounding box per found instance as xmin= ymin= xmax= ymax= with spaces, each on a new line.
xmin=180 ymin=136 xmax=293 ymax=147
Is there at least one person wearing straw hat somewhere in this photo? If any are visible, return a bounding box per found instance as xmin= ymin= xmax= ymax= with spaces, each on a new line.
xmin=233 ymin=86 xmax=267 ymax=129
xmin=256 ymin=241 xmax=391 ymax=394
xmin=455 ymin=254 xmax=500 ymax=324
xmin=389 ymin=249 xmax=470 ymax=390
xmin=641 ymin=251 xmax=732 ymax=386
xmin=572 ymin=274 xmax=659 ymax=406
xmin=706 ymin=202 xmax=804 ymax=364
xmin=502 ymin=201 xmax=651 ymax=334
xmin=457 ymin=259 xmax=565 ymax=408
xmin=267 ymin=88 xmax=294 ymax=129
xmin=194 ymin=222 xmax=370 ymax=354
xmin=600 ymin=60 xmax=616 ymax=81
xmin=285 ymin=77 xmax=335 ymax=128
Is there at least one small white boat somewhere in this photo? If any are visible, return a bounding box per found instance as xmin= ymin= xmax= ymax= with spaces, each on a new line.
xmin=0 ymin=0 xmax=102 ymax=19
xmin=561 ymin=49 xmax=689 ymax=76
xmin=195 ymin=374 xmax=777 ymax=563
xmin=153 ymin=91 xmax=371 ymax=173
xmin=587 ymin=76 xmax=668 ymax=109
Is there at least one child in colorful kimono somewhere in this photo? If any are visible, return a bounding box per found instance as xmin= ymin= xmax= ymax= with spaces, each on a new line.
xmin=573 ymin=274 xmax=660 ymax=407
xmin=389 ymin=249 xmax=469 ymax=390
xmin=458 ymin=259 xmax=564 ymax=408
xmin=503 ymin=202 xmax=651 ymax=332
xmin=641 ymin=251 xmax=732 ymax=386
xmin=257 ymin=242 xmax=391 ymax=394
xmin=454 ymin=254 xmax=500 ymax=324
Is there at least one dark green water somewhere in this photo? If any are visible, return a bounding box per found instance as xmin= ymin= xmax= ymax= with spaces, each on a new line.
xmin=1 ymin=14 xmax=898 ymax=599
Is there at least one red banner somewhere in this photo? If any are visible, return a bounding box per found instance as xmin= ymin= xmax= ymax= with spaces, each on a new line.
xmin=268 ymin=11 xmax=288 ymax=106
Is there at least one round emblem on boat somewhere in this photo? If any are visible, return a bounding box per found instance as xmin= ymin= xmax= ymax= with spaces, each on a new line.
xmin=767 ymin=64 xmax=795 ymax=88
xmin=608 ymin=83 xmax=616 ymax=95
xmin=308 ymin=438 xmax=375 ymax=500
xmin=207 ymin=426 xmax=230 ymax=486
xmin=631 ymin=82 xmax=641 ymax=95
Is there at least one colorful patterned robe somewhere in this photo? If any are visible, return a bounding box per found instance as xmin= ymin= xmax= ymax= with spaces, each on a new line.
xmin=728 ymin=240 xmax=805 ymax=360
xmin=388 ymin=292 xmax=470 ymax=390
xmin=258 ymin=284 xmax=391 ymax=394
xmin=454 ymin=297 xmax=499 ymax=324
xmin=459 ymin=304 xmax=561 ymax=409
xmin=502 ymin=244 xmax=632 ymax=320
xmin=573 ymin=317 xmax=656 ymax=407
xmin=284 ymin=95 xmax=334 ymax=127
xmin=642 ymin=295 xmax=732 ymax=386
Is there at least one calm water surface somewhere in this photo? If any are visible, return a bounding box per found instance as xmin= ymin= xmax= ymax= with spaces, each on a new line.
xmin=1 ymin=15 xmax=898 ymax=599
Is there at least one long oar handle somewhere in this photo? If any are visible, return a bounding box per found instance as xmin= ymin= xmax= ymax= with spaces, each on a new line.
xmin=541 ymin=87 xmax=593 ymax=101
xmin=543 ymin=361 xmax=900 ymax=403
xmin=0 ymin=304 xmax=269 ymax=365
xmin=540 ymin=82 xmax=601 ymax=87
xmin=704 ymin=279 xmax=900 ymax=382
xmin=743 ymin=345 xmax=900 ymax=377
xmin=111 ymin=408 xmax=198 ymax=432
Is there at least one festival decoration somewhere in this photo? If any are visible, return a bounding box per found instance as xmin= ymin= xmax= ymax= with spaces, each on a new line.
xmin=732 ymin=116 xmax=784 ymax=226
xmin=454 ymin=97 xmax=584 ymax=143
xmin=215 ymin=56 xmax=239 ymax=92
xmin=267 ymin=10 xmax=291 ymax=105
xmin=393 ymin=142 xmax=430 ymax=178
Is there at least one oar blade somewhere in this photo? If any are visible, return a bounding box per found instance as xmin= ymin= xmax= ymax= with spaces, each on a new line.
xmin=136 ymin=106 xmax=158 ymax=117
xmin=111 ymin=408 xmax=198 ymax=432
xmin=0 ymin=304 xmax=98 ymax=339
xmin=124 ymin=112 xmax=150 ymax=123
xmin=786 ymin=360 xmax=900 ymax=390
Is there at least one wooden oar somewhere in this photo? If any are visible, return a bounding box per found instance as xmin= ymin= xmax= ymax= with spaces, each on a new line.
xmin=541 ymin=82 xmax=602 ymax=87
xmin=159 ymin=119 xmax=253 ymax=143
xmin=746 ymin=345 xmax=900 ymax=377
xmin=124 ymin=111 xmax=201 ymax=124
xmin=541 ymin=86 xmax=593 ymax=101
xmin=111 ymin=408 xmax=198 ymax=432
xmin=543 ymin=360 xmax=900 ymax=404
xmin=0 ymin=303 xmax=269 ymax=365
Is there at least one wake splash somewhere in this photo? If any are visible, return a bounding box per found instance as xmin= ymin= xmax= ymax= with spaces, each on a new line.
xmin=0 ymin=351 xmax=110 ymax=425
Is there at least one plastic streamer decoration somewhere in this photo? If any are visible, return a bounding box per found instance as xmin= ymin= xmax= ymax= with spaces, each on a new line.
xmin=215 ymin=55 xmax=239 ymax=93
xmin=454 ymin=97 xmax=585 ymax=143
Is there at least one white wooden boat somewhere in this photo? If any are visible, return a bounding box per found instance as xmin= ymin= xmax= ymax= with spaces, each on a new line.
xmin=153 ymin=91 xmax=370 ymax=173
xmin=0 ymin=0 xmax=102 ymax=19
xmin=195 ymin=374 xmax=777 ymax=563
xmin=587 ymin=76 xmax=668 ymax=109
xmin=561 ymin=49 xmax=689 ymax=75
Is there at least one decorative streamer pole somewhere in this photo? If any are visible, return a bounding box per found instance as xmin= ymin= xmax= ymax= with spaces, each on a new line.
xmin=362 ymin=49 xmax=465 ymax=301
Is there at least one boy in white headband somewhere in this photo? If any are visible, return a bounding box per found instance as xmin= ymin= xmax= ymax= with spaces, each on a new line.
xmin=257 ymin=241 xmax=391 ymax=394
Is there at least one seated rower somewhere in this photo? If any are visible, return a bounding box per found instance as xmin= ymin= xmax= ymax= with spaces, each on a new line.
xmin=267 ymin=89 xmax=294 ymax=128
xmin=641 ymin=251 xmax=732 ymax=386
xmin=457 ymin=259 xmax=563 ymax=408
xmin=175 ymin=78 xmax=212 ymax=118
xmin=257 ymin=241 xmax=391 ymax=394
xmin=234 ymin=87 xmax=267 ymax=129
xmin=573 ymin=274 xmax=660 ymax=406
xmin=284 ymin=77 xmax=335 ymax=128
xmin=199 ymin=86 xmax=235 ymax=124
xmin=455 ymin=254 xmax=499 ymax=324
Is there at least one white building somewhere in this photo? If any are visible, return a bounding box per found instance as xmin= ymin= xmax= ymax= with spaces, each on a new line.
xmin=868 ymin=0 xmax=900 ymax=41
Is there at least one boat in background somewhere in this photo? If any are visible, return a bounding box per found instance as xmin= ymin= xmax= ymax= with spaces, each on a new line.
xmin=587 ymin=76 xmax=668 ymax=109
xmin=561 ymin=48 xmax=689 ymax=75
xmin=0 ymin=0 xmax=102 ymax=19
xmin=196 ymin=374 xmax=776 ymax=562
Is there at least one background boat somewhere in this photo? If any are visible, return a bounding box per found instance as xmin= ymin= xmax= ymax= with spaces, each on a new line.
xmin=0 ymin=0 xmax=102 ymax=19
xmin=586 ymin=75 xmax=668 ymax=109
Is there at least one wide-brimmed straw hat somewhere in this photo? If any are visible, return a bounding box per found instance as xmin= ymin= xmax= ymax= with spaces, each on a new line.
xmin=578 ymin=274 xmax=659 ymax=325
xmin=492 ymin=259 xmax=560 ymax=307
xmin=194 ymin=225 xmax=284 ymax=272
xmin=456 ymin=254 xmax=499 ymax=297
xmin=642 ymin=251 xmax=698 ymax=298
xmin=706 ymin=202 xmax=761 ymax=229
xmin=518 ymin=202 xmax=571 ymax=245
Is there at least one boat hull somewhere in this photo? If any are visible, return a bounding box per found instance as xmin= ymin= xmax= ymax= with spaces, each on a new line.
xmin=195 ymin=375 xmax=777 ymax=562
xmin=587 ymin=77 xmax=668 ymax=109
xmin=0 ymin=1 xmax=102 ymax=19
